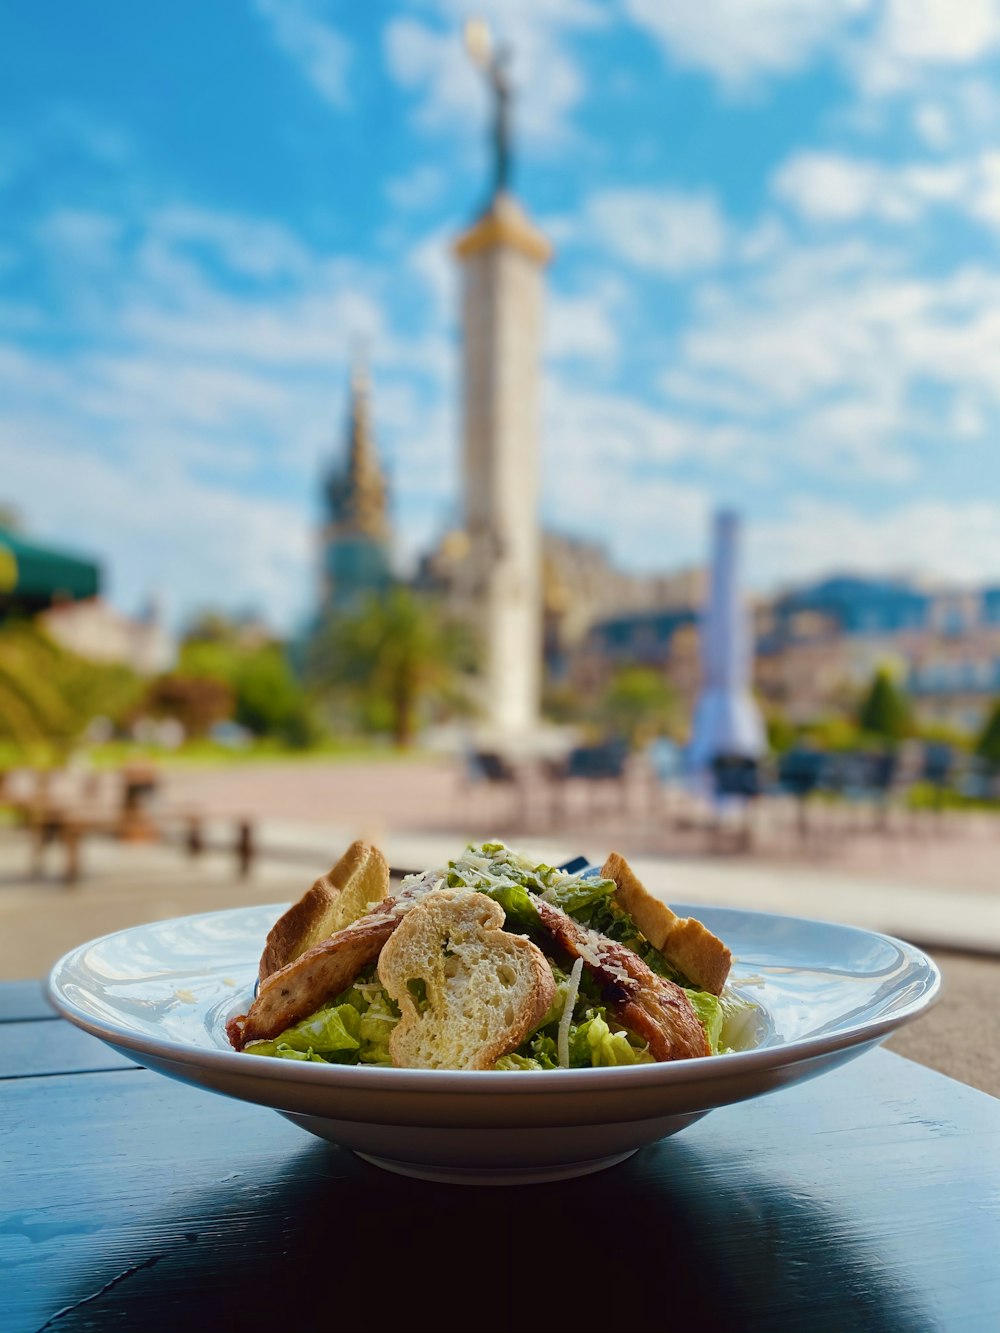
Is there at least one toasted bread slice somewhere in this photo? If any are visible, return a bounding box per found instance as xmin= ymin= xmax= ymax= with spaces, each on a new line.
xmin=601 ymin=852 xmax=732 ymax=996
xmin=377 ymin=888 xmax=556 ymax=1070
xmin=229 ymin=906 xmax=398 ymax=1050
xmin=259 ymin=841 xmax=390 ymax=982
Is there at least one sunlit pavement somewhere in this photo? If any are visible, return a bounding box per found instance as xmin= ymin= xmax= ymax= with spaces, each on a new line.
xmin=154 ymin=757 xmax=1000 ymax=893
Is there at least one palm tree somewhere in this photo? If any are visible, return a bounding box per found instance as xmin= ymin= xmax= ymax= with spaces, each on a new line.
xmin=310 ymin=589 xmax=475 ymax=747
xmin=598 ymin=667 xmax=679 ymax=748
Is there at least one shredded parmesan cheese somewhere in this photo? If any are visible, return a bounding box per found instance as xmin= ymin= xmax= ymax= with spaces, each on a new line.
xmin=557 ymin=957 xmax=583 ymax=1069
xmin=570 ymin=925 xmax=631 ymax=985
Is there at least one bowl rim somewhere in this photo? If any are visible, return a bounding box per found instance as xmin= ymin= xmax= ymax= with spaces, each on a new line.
xmin=46 ymin=899 xmax=942 ymax=1095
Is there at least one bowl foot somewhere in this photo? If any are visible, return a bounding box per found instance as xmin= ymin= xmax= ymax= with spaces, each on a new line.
xmin=353 ymin=1149 xmax=638 ymax=1186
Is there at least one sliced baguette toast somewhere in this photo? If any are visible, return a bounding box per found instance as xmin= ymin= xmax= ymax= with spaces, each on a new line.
xmin=377 ymin=888 xmax=556 ymax=1070
xmin=259 ymin=840 xmax=390 ymax=982
xmin=601 ymin=852 xmax=732 ymax=996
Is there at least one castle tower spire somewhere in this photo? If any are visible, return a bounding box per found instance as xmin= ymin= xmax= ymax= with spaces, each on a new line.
xmin=320 ymin=358 xmax=392 ymax=613
xmin=336 ymin=358 xmax=388 ymax=543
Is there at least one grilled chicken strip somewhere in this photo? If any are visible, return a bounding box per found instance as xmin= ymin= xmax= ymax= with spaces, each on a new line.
xmin=534 ymin=899 xmax=709 ymax=1061
xmin=228 ymin=872 xmax=454 ymax=1050
xmin=227 ymin=906 xmax=399 ymax=1050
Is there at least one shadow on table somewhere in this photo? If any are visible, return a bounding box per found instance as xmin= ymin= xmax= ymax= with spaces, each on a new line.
xmin=42 ymin=1138 xmax=937 ymax=1333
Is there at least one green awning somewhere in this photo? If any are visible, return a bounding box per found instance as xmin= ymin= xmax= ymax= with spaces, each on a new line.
xmin=0 ymin=529 xmax=101 ymax=602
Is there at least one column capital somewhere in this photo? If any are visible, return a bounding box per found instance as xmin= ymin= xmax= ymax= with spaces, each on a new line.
xmin=454 ymin=192 xmax=553 ymax=266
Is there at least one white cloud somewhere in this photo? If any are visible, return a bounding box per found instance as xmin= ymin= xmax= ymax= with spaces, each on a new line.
xmin=624 ymin=0 xmax=1000 ymax=107
xmin=659 ymin=369 xmax=766 ymax=419
xmin=254 ymin=0 xmax=350 ymax=108
xmin=385 ymin=165 xmax=448 ymax=212
xmin=752 ymin=496 xmax=1000 ymax=588
xmin=384 ymin=0 xmax=606 ymax=151
xmin=624 ymin=0 xmax=867 ymax=91
xmin=408 ymin=225 xmax=457 ymax=323
xmin=0 ymin=413 xmax=314 ymax=628
xmin=774 ymin=148 xmax=1000 ymax=236
xmin=385 ymin=18 xmax=481 ymax=134
xmin=586 ymin=188 xmax=728 ymax=275
xmin=854 ymin=0 xmax=1000 ymax=93
xmin=545 ymin=376 xmax=690 ymax=471
xmin=645 ymin=219 xmax=1000 ymax=497
xmin=150 ymin=206 xmax=313 ymax=278
xmin=774 ymin=151 xmax=975 ymax=224
xmin=546 ymin=285 xmax=620 ymax=362
xmin=912 ymin=102 xmax=952 ymax=150
xmin=881 ymin=0 xmax=1000 ymax=62
xmin=773 ymin=152 xmax=889 ymax=222
xmin=970 ymin=152 xmax=1000 ymax=231
xmin=0 ymin=200 xmax=459 ymax=628
xmin=542 ymin=377 xmax=710 ymax=568
xmin=37 ymin=210 xmax=124 ymax=262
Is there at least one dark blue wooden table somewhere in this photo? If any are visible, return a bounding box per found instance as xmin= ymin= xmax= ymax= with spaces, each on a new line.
xmin=1 ymin=980 xmax=997 ymax=1333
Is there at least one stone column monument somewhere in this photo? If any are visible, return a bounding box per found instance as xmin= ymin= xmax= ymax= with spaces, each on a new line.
xmin=454 ymin=21 xmax=551 ymax=739
xmin=688 ymin=510 xmax=765 ymax=772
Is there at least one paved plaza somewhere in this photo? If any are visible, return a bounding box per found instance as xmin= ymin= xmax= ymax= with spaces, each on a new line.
xmin=154 ymin=756 xmax=1000 ymax=893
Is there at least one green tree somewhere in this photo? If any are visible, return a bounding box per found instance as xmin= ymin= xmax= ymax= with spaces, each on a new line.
xmin=858 ymin=668 xmax=911 ymax=743
xmin=598 ymin=667 xmax=678 ymax=748
xmin=140 ymin=674 xmax=234 ymax=739
xmin=178 ymin=635 xmax=320 ymax=747
xmin=309 ymin=589 xmax=474 ymax=747
xmin=542 ymin=680 xmax=586 ymax=726
xmin=763 ymin=706 xmax=797 ymax=754
xmin=976 ymin=698 xmax=1000 ymax=767
xmin=231 ymin=646 xmax=319 ymax=746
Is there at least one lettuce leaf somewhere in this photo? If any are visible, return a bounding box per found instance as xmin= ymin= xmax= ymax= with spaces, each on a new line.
xmin=246 ymin=968 xmax=401 ymax=1065
xmin=494 ymin=1052 xmax=546 ymax=1071
xmin=685 ymin=988 xmax=760 ymax=1054
xmin=245 ymin=1002 xmax=360 ymax=1062
xmin=478 ymin=883 xmax=540 ymax=933
xmin=356 ymin=989 xmax=400 ymax=1065
xmin=684 ymin=989 xmax=724 ymax=1054
xmin=246 ymin=1043 xmax=329 ymax=1062
xmin=571 ymin=1012 xmax=654 ymax=1066
xmin=541 ymin=874 xmax=617 ymax=917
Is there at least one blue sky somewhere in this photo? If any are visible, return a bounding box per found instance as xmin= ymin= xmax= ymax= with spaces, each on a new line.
xmin=3 ymin=0 xmax=1000 ymax=631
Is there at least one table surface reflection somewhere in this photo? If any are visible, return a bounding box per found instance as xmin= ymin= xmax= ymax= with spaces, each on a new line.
xmin=1 ymin=980 xmax=997 ymax=1333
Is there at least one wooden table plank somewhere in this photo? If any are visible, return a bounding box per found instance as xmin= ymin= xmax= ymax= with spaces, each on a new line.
xmin=0 ymin=1047 xmax=997 ymax=1333
xmin=0 ymin=979 xmax=55 ymax=1023
xmin=0 ymin=1020 xmax=140 ymax=1079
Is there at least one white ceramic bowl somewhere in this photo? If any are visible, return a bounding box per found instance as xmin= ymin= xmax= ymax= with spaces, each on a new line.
xmin=48 ymin=901 xmax=940 ymax=1184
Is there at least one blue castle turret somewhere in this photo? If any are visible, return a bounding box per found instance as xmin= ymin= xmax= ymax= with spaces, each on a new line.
xmin=320 ymin=363 xmax=392 ymax=614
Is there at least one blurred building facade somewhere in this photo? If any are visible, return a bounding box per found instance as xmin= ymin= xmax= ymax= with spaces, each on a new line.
xmin=542 ymin=534 xmax=703 ymax=679
xmin=40 ymin=596 xmax=175 ymax=676
xmin=757 ymin=576 xmax=1000 ymax=732
xmin=573 ymin=571 xmax=1000 ymax=734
